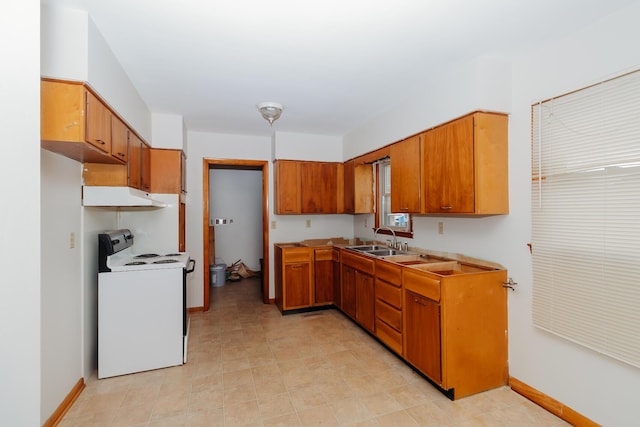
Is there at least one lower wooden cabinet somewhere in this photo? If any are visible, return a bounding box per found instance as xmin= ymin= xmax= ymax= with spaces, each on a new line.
xmin=403 ymin=265 xmax=508 ymax=399
xmin=355 ymin=271 xmax=375 ymax=333
xmin=314 ymin=248 xmax=334 ymax=305
xmin=341 ymin=264 xmax=356 ymax=319
xmin=285 ymin=262 xmax=311 ymax=308
xmin=274 ymin=244 xmax=313 ymax=312
xmin=332 ymin=249 xmax=341 ymax=309
xmin=275 ymin=244 xmax=339 ymax=313
xmin=405 ymin=290 xmax=442 ymax=383
xmin=341 ymin=250 xmax=376 ymax=332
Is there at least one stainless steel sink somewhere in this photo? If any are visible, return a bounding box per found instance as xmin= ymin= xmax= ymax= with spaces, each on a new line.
xmin=366 ymin=249 xmax=407 ymax=256
xmin=345 ymin=245 xmax=387 ymax=252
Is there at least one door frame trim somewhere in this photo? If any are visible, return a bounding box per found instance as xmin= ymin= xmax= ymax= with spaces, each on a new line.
xmin=202 ymin=158 xmax=270 ymax=310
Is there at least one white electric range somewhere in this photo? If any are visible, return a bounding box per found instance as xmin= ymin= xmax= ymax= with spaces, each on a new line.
xmin=97 ymin=229 xmax=195 ymax=379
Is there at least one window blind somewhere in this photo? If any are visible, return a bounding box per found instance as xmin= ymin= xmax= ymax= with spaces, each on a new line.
xmin=531 ymin=69 xmax=640 ymax=369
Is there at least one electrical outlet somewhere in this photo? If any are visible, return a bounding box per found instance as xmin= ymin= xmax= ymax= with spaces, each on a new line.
xmin=69 ymin=232 xmax=75 ymax=248
xmin=364 ymin=219 xmax=368 ymax=228
xmin=271 ymin=220 xmax=277 ymax=229
xmin=438 ymin=222 xmax=444 ymax=235
xmin=306 ymin=219 xmax=311 ymax=228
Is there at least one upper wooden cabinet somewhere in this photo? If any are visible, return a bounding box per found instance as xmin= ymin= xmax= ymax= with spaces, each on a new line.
xmin=421 ymin=112 xmax=508 ymax=215
xmin=128 ymin=132 xmax=143 ymax=190
xmin=150 ymin=149 xmax=186 ymax=195
xmin=274 ymin=160 xmax=301 ymax=214
xmin=110 ymin=116 xmax=129 ymax=163
xmin=390 ymin=134 xmax=421 ymax=213
xmin=140 ymin=140 xmax=151 ymax=192
xmin=343 ymin=160 xmax=374 ymax=215
xmin=41 ymin=79 xmax=124 ymax=164
xmin=300 ymin=161 xmax=338 ymax=213
xmin=274 ymin=160 xmax=342 ymax=214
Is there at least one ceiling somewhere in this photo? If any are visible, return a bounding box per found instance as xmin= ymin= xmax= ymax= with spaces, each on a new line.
xmin=42 ymin=0 xmax=636 ymax=136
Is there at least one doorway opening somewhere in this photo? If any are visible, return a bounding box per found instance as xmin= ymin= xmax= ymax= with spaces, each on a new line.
xmin=202 ymin=159 xmax=269 ymax=310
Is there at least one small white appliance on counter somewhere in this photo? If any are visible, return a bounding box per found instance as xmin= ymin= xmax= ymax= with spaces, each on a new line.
xmin=97 ymin=229 xmax=195 ymax=379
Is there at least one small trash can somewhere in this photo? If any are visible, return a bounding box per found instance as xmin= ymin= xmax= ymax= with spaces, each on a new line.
xmin=210 ymin=263 xmax=227 ymax=287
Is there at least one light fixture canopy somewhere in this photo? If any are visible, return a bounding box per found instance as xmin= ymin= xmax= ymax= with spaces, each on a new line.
xmin=257 ymin=102 xmax=284 ymax=126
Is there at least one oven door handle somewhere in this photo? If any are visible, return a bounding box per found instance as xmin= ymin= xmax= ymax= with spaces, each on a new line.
xmin=186 ymin=259 xmax=196 ymax=273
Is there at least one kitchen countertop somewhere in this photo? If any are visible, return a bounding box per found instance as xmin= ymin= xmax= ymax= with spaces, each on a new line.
xmin=276 ymin=238 xmax=505 ymax=272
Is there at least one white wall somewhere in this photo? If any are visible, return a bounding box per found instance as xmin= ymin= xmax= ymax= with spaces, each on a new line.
xmin=119 ymin=195 xmax=181 ymax=254
xmin=273 ymin=131 xmax=343 ymax=161
xmin=40 ymin=5 xmax=88 ymax=81
xmin=210 ymin=169 xmax=263 ymax=271
xmin=152 ymin=113 xmax=185 ymax=149
xmin=0 ymin=1 xmax=41 ymax=426
xmin=40 ymin=150 xmax=83 ymax=422
xmin=347 ymin=3 xmax=640 ymax=425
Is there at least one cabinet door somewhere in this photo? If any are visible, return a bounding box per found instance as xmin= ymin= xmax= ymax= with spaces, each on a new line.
xmin=85 ymin=91 xmax=112 ymax=153
xmin=332 ymin=249 xmax=342 ymax=309
xmin=150 ymin=149 xmax=182 ymax=194
xmin=141 ymin=141 xmax=151 ymax=192
xmin=179 ymin=202 xmax=186 ymax=252
xmin=314 ymin=249 xmax=334 ymax=305
xmin=422 ymin=115 xmax=474 ymax=213
xmin=181 ymin=151 xmax=187 ymax=194
xmin=275 ymin=161 xmax=301 ymax=214
xmin=284 ymin=262 xmax=311 ymax=308
xmin=405 ymin=291 xmax=441 ymax=383
xmin=110 ymin=116 xmax=128 ymax=162
xmin=355 ymin=272 xmax=375 ymax=333
xmin=341 ymin=265 xmax=356 ymax=319
xmin=343 ymin=160 xmax=355 ymax=214
xmin=128 ymin=132 xmax=142 ymax=189
xmin=390 ymin=135 xmax=421 ymax=213
xmin=301 ymin=162 xmax=337 ymax=213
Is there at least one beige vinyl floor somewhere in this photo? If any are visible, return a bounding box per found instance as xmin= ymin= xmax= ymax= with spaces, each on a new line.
xmin=59 ymin=277 xmax=569 ymax=427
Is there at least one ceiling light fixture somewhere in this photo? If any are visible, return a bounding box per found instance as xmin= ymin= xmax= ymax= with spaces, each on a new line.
xmin=257 ymin=102 xmax=284 ymax=126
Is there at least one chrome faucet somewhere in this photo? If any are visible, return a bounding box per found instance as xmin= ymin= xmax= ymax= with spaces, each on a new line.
xmin=374 ymin=226 xmax=397 ymax=248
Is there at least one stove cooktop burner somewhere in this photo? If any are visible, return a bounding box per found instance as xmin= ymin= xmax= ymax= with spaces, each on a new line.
xmin=135 ymin=253 xmax=160 ymax=259
xmin=153 ymin=259 xmax=179 ymax=264
xmin=125 ymin=261 xmax=147 ymax=266
xmin=165 ymin=253 xmax=182 ymax=257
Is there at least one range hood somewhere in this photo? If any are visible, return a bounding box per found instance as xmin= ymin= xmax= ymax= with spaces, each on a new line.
xmin=82 ymin=186 xmax=167 ymax=207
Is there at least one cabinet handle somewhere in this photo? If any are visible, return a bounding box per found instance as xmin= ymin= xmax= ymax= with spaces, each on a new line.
xmin=502 ymin=277 xmax=518 ymax=291
xmin=291 ymin=265 xmax=303 ymax=269
xmin=440 ymin=206 xmax=453 ymax=210
xmin=96 ymin=139 xmax=106 ymax=145
xmin=117 ymin=152 xmax=126 ymax=157
xmin=400 ymin=207 xmax=409 ymax=211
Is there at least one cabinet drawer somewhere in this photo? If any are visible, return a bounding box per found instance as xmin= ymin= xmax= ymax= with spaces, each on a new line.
xmin=375 ymin=260 xmax=402 ymax=286
xmin=376 ymin=300 xmax=402 ymax=332
xmin=315 ymin=248 xmax=332 ymax=261
xmin=342 ymin=251 xmax=375 ymax=275
xmin=283 ymin=247 xmax=312 ymax=263
xmin=376 ymin=318 xmax=402 ymax=354
xmin=403 ymin=269 xmax=440 ymax=302
xmin=375 ymin=280 xmax=402 ymax=309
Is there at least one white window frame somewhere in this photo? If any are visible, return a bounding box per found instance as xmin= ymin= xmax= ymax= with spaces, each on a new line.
xmin=376 ymin=159 xmax=411 ymax=235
